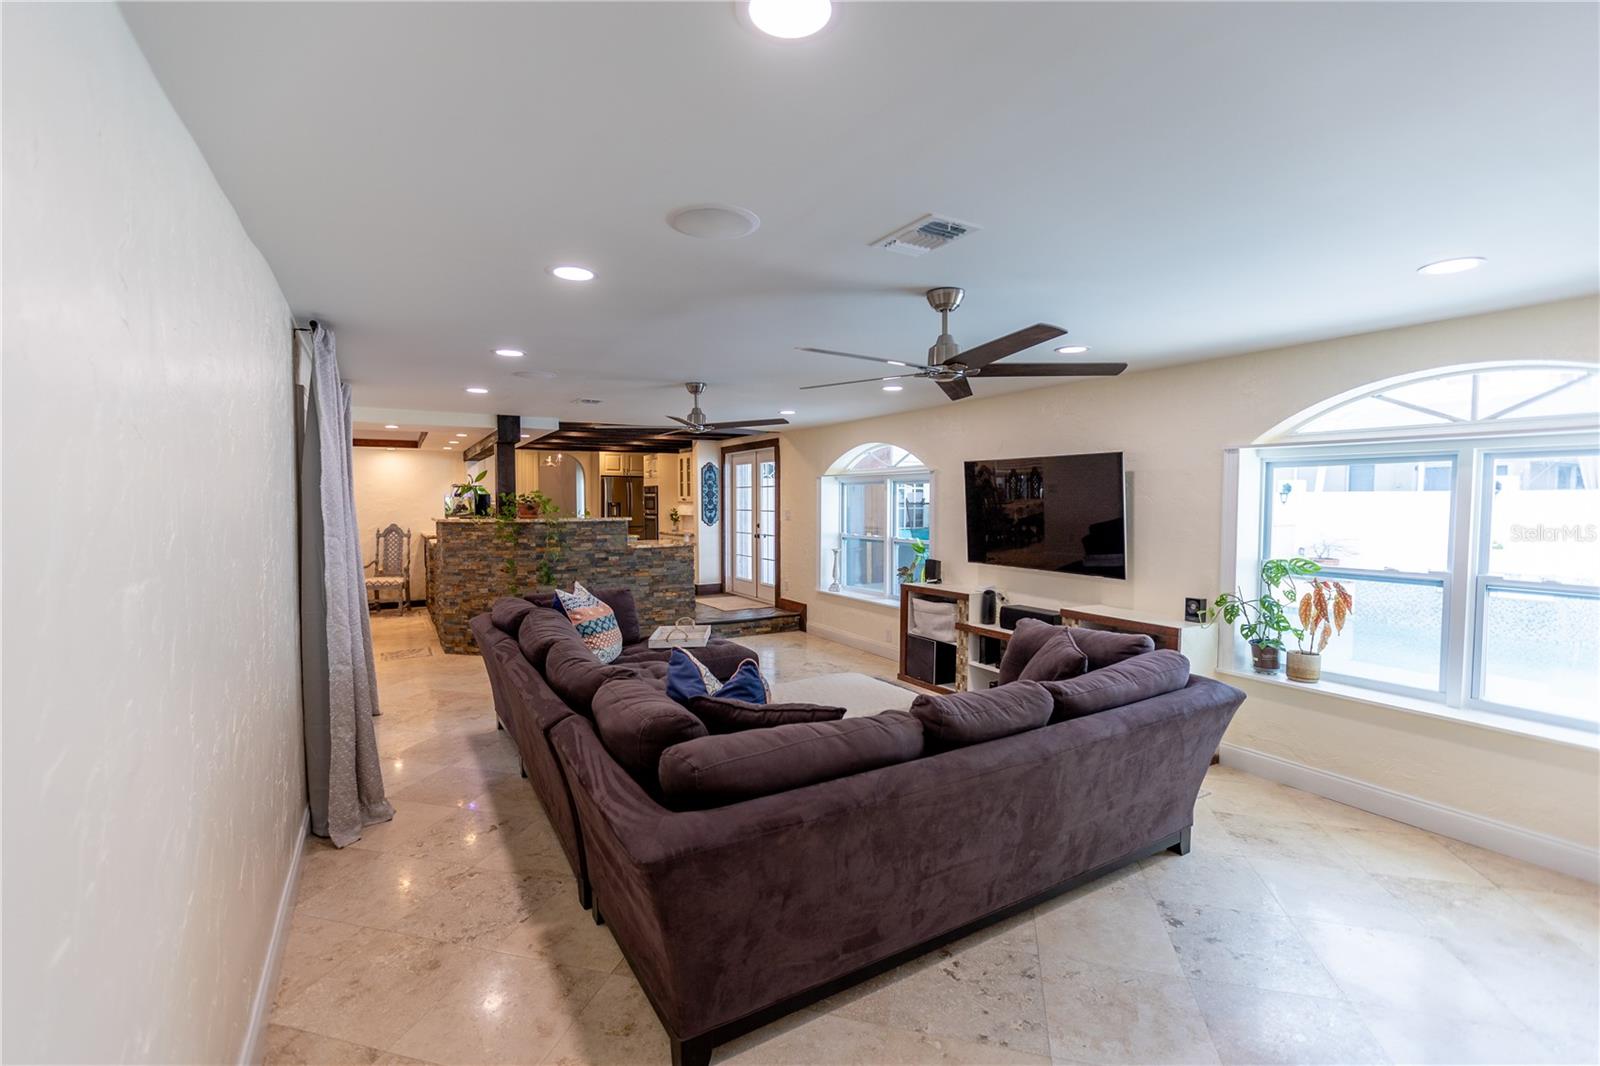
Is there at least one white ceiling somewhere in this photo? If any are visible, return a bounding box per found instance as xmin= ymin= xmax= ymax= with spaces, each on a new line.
xmin=126 ymin=2 xmax=1598 ymax=430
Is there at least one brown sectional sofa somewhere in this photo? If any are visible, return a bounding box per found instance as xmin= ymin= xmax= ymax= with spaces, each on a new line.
xmin=475 ymin=597 xmax=1245 ymax=1066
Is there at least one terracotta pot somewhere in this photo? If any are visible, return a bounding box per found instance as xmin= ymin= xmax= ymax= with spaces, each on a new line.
xmin=1286 ymin=651 xmax=1322 ymax=683
xmin=1249 ymin=642 xmax=1282 ymax=674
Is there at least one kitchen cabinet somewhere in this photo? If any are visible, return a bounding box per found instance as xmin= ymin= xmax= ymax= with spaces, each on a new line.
xmin=676 ymin=454 xmax=694 ymax=501
xmin=600 ymin=452 xmax=645 ymax=476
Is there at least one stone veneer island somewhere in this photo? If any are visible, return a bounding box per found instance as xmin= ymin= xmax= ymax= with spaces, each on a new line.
xmin=425 ymin=516 xmax=694 ymax=654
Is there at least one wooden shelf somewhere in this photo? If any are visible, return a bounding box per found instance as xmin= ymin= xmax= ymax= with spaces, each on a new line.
xmin=955 ymin=620 xmax=1014 ymax=642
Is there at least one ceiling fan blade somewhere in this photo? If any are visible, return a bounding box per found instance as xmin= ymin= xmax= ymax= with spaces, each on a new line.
xmin=666 ymin=415 xmax=698 ymax=429
xmin=704 ymin=418 xmax=790 ymax=430
xmin=938 ymin=377 xmax=974 ymax=401
xmin=953 ymin=323 xmax=1068 ymax=370
xmin=798 ymin=347 xmax=918 ymax=369
xmin=800 ymin=373 xmax=923 ymax=391
xmin=974 ymin=361 xmax=1128 ymax=378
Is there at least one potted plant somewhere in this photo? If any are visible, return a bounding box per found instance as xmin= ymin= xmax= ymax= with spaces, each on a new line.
xmin=448 ymin=470 xmax=490 ymax=516
xmin=668 ymin=506 xmax=682 ymax=532
xmin=1287 ymin=577 xmax=1354 ymax=683
xmin=895 ymin=538 xmax=930 ymax=585
xmin=1212 ymin=557 xmax=1321 ymax=673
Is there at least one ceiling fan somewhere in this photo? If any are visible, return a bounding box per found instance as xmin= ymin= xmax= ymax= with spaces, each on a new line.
xmin=800 ymin=287 xmax=1127 ymax=401
xmin=527 ymin=383 xmax=788 ymax=453
xmin=664 ymin=382 xmax=788 ymax=438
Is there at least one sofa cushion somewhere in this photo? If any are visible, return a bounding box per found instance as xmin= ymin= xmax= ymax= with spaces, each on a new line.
xmin=658 ymin=711 xmax=924 ymax=806
xmin=556 ymin=582 xmax=624 ymax=664
xmin=911 ymin=681 xmax=1053 ymax=745
xmin=599 ymin=588 xmax=642 ymax=646
xmin=490 ymin=596 xmax=538 ymax=636
xmin=527 ymin=587 xmax=641 ymax=645
xmin=1041 ymin=649 xmax=1191 ymax=722
xmin=593 ymin=678 xmax=707 ymax=781
xmin=1069 ymin=626 xmax=1157 ymax=670
xmin=996 ymin=618 xmax=1064 ymax=685
xmin=687 ymin=696 xmax=846 ymax=734
xmin=1017 ymin=628 xmax=1088 ymax=682
xmin=517 ymin=608 xmax=585 ymax=670
xmin=544 ymin=640 xmax=669 ymax=713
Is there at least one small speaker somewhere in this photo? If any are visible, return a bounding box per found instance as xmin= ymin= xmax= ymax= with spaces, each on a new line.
xmin=1000 ymin=603 xmax=1059 ymax=630
xmin=922 ymin=558 xmax=942 ymax=584
xmin=978 ymin=587 xmax=998 ymax=626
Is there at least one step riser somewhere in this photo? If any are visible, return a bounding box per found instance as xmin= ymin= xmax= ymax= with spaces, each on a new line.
xmin=705 ymin=617 xmax=801 ymax=638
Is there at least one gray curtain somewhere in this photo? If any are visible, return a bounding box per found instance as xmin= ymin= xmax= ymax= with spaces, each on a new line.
xmin=299 ymin=323 xmax=393 ymax=846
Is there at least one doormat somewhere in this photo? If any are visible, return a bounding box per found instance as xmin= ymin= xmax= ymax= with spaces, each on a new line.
xmin=380 ymin=647 xmax=432 ymax=662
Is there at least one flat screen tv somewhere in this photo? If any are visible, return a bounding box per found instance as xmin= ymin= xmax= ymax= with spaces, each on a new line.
xmin=964 ymin=451 xmax=1127 ymax=579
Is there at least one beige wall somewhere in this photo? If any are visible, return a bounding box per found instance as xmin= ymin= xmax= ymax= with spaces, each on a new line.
xmin=777 ymin=296 xmax=1599 ymax=850
xmin=352 ymin=448 xmax=466 ymax=601
xmin=2 ymin=5 xmax=305 ymax=1061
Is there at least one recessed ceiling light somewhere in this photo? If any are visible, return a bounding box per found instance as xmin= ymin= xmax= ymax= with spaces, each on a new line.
xmin=443 ymin=446 xmax=453 ymax=450
xmin=386 ymin=447 xmax=395 ymax=451
xmin=521 ymin=433 xmax=531 ymax=439
xmin=494 ymin=348 xmax=525 ymax=358
xmin=882 ymin=384 xmax=904 ymax=392
xmin=779 ymin=409 xmax=796 ymax=415
xmin=550 ymin=266 xmax=595 ymax=282
xmin=465 ymin=386 xmax=489 ymax=394
xmin=1055 ymin=345 xmax=1089 ymax=355
xmin=384 ymin=424 xmax=400 ymax=429
xmin=668 ymin=204 xmax=761 ymax=240
xmin=1417 ymin=257 xmax=1486 ymax=276
xmin=887 ymin=360 xmax=909 ymax=367
xmin=748 ymin=0 xmax=832 ymax=39
xmin=454 ymin=433 xmax=468 ymax=437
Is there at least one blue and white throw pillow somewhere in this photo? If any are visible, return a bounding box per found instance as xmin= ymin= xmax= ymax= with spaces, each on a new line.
xmin=554 ymin=582 xmax=622 ymax=664
xmin=666 ymin=650 xmax=770 ymax=705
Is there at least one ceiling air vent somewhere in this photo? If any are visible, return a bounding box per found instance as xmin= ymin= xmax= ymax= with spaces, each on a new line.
xmin=574 ymin=397 xmax=604 ymax=405
xmin=871 ymin=214 xmax=980 ymax=257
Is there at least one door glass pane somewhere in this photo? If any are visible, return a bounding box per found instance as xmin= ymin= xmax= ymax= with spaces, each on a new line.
xmin=894 ymin=479 xmax=931 ymax=540
xmin=842 ymin=481 xmax=886 ymax=537
xmin=1267 ymin=458 xmax=1453 ymax=572
xmin=1484 ymin=452 xmax=1600 ymax=586
xmin=1479 ymin=588 xmax=1599 ymax=725
xmin=759 ymin=460 xmax=776 ymax=586
xmin=842 ymin=537 xmax=885 ymax=595
xmin=1316 ymin=575 xmax=1444 ymax=692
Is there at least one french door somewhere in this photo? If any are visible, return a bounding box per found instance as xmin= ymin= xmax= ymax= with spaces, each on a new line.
xmin=726 ymin=447 xmax=777 ymax=603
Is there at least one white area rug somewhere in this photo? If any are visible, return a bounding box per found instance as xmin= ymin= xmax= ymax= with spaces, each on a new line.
xmin=768 ymin=672 xmax=918 ymax=716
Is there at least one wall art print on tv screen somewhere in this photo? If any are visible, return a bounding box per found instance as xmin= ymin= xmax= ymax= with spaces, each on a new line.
xmin=963 ymin=451 xmax=1127 ymax=580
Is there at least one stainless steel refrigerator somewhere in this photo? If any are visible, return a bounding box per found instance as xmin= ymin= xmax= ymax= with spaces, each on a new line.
xmin=601 ymin=475 xmax=646 ymax=537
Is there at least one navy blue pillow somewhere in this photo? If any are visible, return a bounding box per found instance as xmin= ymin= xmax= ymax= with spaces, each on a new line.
xmin=666 ymin=649 xmax=769 ymax=706
xmin=667 ymin=649 xmax=722 ymax=703
xmin=718 ymin=660 xmax=768 ymax=704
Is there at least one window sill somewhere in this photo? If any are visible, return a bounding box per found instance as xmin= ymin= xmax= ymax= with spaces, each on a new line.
xmin=1216 ymin=665 xmax=1599 ymax=752
xmin=817 ymin=587 xmax=899 ymax=609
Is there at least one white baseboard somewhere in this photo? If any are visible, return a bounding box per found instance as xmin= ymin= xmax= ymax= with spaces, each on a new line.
xmin=239 ymin=807 xmax=310 ymax=1066
xmin=807 ymin=622 xmax=898 ymax=663
xmin=1219 ymin=743 xmax=1598 ymax=884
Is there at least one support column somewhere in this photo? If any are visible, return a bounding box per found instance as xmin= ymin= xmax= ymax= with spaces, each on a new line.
xmin=494 ymin=414 xmax=520 ymax=502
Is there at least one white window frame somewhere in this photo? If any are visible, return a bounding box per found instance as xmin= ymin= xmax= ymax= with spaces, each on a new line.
xmin=1238 ymin=430 xmax=1598 ymax=734
xmin=821 ymin=465 xmax=934 ymax=604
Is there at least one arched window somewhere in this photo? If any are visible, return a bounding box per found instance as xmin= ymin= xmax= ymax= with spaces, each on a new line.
xmin=1263 ymin=362 xmax=1598 ymax=442
xmin=1234 ymin=362 xmax=1598 ymax=732
xmin=820 ymin=444 xmax=932 ymax=601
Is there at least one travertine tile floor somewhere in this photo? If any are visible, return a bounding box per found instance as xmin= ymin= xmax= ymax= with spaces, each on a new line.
xmin=266 ymin=613 xmax=1600 ymax=1066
